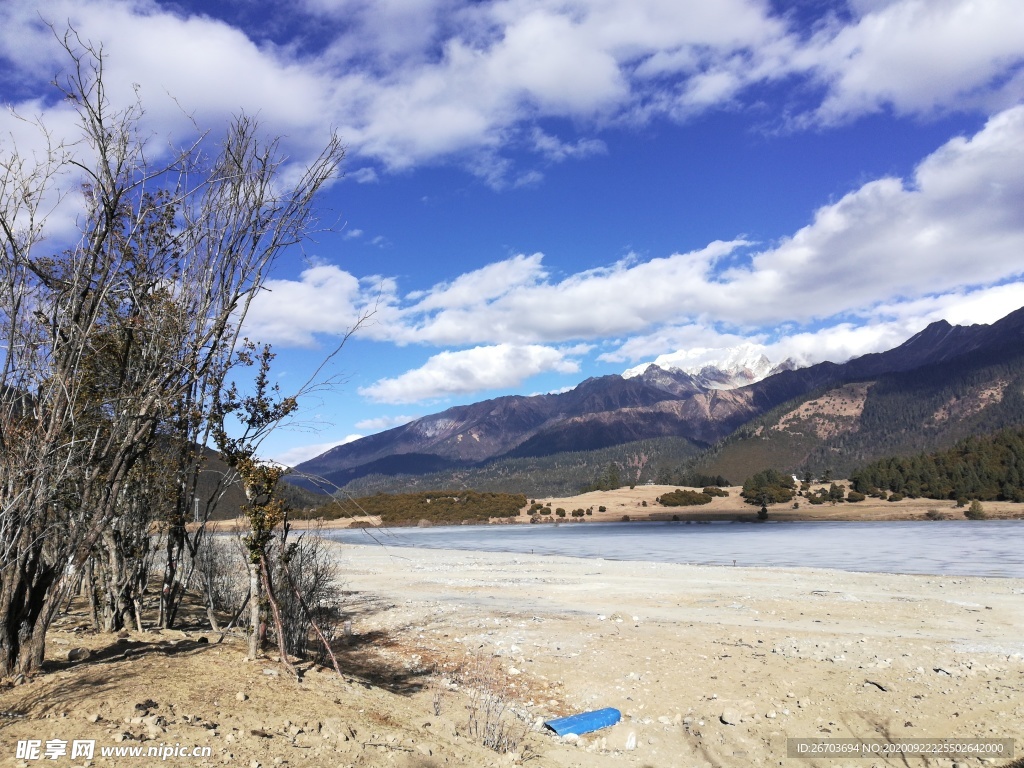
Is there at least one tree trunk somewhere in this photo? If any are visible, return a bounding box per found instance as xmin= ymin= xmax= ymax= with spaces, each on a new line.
xmin=247 ymin=559 xmax=264 ymax=660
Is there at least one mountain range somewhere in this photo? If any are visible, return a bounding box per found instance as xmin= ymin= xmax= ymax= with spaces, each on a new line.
xmin=622 ymin=343 xmax=795 ymax=390
xmin=291 ymin=306 xmax=1024 ymax=494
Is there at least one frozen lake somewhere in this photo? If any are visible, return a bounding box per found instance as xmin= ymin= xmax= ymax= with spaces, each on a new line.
xmin=325 ymin=520 xmax=1024 ymax=578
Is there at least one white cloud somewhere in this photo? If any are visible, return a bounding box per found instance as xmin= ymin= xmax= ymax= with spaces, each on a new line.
xmin=617 ymin=281 xmax=1024 ymax=375
xmin=348 ymin=168 xmax=379 ymax=183
xmin=2 ymin=0 xmax=1021 ymax=185
xmin=599 ymin=325 xmax=754 ymax=364
xmin=408 ymin=253 xmax=546 ymax=312
xmin=358 ymin=344 xmax=583 ymax=403
xmin=244 ymin=265 xmax=380 ymax=347
xmin=354 ymin=414 xmax=419 ymax=431
xmin=272 ymin=435 xmax=362 ymax=467
xmin=805 ymin=0 xmax=1024 ymax=123
xmin=531 ymin=129 xmax=607 ymax=163
xmin=240 ymin=105 xmax=1024 ymax=371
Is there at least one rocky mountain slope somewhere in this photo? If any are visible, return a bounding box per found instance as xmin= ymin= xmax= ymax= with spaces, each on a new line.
xmin=292 ymin=306 xmax=1024 ymax=492
xmin=700 ymin=309 xmax=1024 ymax=481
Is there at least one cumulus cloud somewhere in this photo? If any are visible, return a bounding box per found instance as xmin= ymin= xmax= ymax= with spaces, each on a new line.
xmin=272 ymin=434 xmax=362 ymax=467
xmin=354 ymin=414 xmax=419 ymax=431
xmin=614 ymin=281 xmax=1024 ymax=377
xmin=358 ymin=344 xmax=583 ymax=403
xmin=244 ymin=265 xmax=382 ymax=347
xmin=804 ymin=0 xmax=1024 ymax=122
xmin=238 ymin=104 xmax=1024 ymax=360
xmin=3 ymin=0 xmax=1021 ymax=184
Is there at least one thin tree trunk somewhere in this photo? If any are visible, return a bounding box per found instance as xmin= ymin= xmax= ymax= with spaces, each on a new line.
xmin=247 ymin=559 xmax=264 ymax=660
xmin=260 ymin=555 xmax=298 ymax=680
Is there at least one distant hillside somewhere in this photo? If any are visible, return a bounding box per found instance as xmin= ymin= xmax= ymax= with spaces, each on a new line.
xmin=329 ymin=436 xmax=705 ymax=498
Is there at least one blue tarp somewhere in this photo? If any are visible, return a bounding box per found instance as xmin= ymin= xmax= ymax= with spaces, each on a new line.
xmin=544 ymin=707 xmax=621 ymax=736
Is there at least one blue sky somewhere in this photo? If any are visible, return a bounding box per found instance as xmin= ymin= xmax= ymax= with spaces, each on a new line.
xmin=2 ymin=0 xmax=1024 ymax=465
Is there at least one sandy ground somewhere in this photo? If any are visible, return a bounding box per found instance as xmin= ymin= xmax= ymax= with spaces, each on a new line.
xmin=2 ymin=540 xmax=1022 ymax=768
xmin=521 ymin=485 xmax=1024 ymax=523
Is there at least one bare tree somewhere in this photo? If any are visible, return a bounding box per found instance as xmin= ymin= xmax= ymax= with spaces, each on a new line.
xmin=0 ymin=33 xmax=343 ymax=676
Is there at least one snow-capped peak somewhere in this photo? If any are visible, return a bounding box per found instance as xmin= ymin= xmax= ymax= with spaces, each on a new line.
xmin=623 ymin=343 xmax=793 ymax=389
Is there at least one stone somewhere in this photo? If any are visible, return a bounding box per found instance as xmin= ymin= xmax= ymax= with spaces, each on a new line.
xmin=625 ymin=732 xmax=636 ymax=751
xmin=68 ymin=648 xmax=90 ymax=662
xmin=236 ymin=692 xmax=248 ymax=702
xmin=720 ymin=709 xmax=741 ymax=725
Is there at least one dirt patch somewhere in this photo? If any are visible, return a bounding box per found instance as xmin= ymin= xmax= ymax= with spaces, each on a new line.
xmin=772 ymin=382 xmax=872 ymax=439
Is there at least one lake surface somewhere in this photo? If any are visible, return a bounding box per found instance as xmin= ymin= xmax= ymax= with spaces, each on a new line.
xmin=325 ymin=520 xmax=1024 ymax=578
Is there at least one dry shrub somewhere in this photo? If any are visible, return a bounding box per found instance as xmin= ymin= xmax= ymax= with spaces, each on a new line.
xmin=192 ymin=534 xmax=249 ymax=620
xmin=190 ymin=526 xmax=344 ymax=663
xmin=452 ymin=654 xmax=529 ymax=754
xmin=273 ymin=529 xmax=344 ymax=664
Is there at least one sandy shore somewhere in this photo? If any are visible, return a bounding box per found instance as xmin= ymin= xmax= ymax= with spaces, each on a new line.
xmin=336 ymin=541 xmax=1024 ymax=766
xmin=2 ymin=542 xmax=1022 ymax=768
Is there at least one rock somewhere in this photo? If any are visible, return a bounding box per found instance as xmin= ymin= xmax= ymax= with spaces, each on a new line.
xmin=67 ymin=647 xmax=90 ymax=662
xmin=720 ymin=709 xmax=741 ymax=725
xmin=262 ymin=668 xmax=279 ymax=677
xmin=624 ymin=732 xmax=636 ymax=751
xmin=560 ymin=734 xmax=579 ymax=744
xmin=766 ymin=711 xmax=777 ymax=719
xmin=236 ymin=692 xmax=248 ymax=702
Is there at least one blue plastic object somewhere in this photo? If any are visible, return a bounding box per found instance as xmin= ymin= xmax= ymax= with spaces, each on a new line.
xmin=544 ymin=707 xmax=621 ymax=736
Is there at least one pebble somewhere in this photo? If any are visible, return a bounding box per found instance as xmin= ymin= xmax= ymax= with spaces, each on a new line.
xmin=720 ymin=709 xmax=741 ymax=725
xmin=624 ymin=732 xmax=636 ymax=750
xmin=68 ymin=648 xmax=90 ymax=662
xmin=236 ymin=692 xmax=248 ymax=702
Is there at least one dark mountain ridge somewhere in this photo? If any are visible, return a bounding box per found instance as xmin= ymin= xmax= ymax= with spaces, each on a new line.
xmin=292 ymin=306 xmax=1024 ymax=493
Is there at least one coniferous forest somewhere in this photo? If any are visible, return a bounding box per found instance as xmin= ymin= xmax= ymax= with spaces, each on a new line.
xmin=850 ymin=428 xmax=1024 ymax=502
